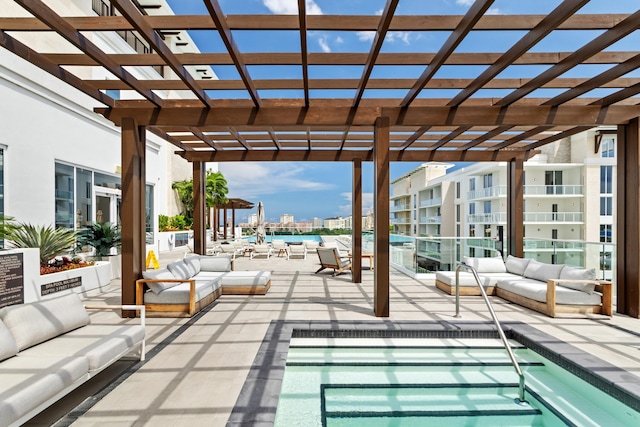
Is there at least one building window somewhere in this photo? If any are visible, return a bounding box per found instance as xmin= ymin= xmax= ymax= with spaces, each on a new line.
xmin=600 ymin=166 xmax=613 ymax=194
xmin=552 ymin=203 xmax=558 ymax=221
xmin=55 ymin=163 xmax=75 ymax=229
xmin=545 ymin=170 xmax=563 ymax=194
xmin=146 ymin=184 xmax=154 ymax=244
xmin=600 ymin=224 xmax=612 ymax=243
xmin=484 ymin=226 xmax=491 ymax=238
xmin=483 ymin=201 xmax=491 ymax=214
xmin=469 ymin=203 xmax=475 ymax=215
xmin=413 ymin=194 xmax=417 ymax=209
xmin=469 ymin=247 xmax=476 ymax=257
xmin=0 ymin=148 xmax=4 ymax=248
xmin=456 ymin=182 xmax=460 ymax=199
xmin=469 ymin=178 xmax=475 ymax=192
xmin=469 ymin=225 xmax=475 ymax=237
xmin=456 ymin=204 xmax=460 ymax=222
xmin=600 ymin=197 xmax=613 ymax=216
xmin=552 ymin=229 xmax=558 ymax=240
xmin=483 ymin=173 xmax=493 ymax=188
xmin=601 ymin=137 xmax=615 ymax=158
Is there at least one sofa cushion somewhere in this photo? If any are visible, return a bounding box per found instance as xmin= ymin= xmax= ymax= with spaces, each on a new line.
xmin=183 ymin=255 xmax=201 ymax=277
xmin=0 ymin=355 xmax=89 ymax=427
xmin=143 ymin=278 xmax=222 ymax=305
xmin=142 ymin=268 xmax=181 ymax=294
xmin=0 ymin=293 xmax=90 ymax=351
xmin=0 ymin=320 xmax=18 ymax=362
xmin=20 ymin=324 xmax=145 ymax=373
xmin=218 ymin=271 xmax=271 ymax=287
xmin=199 ymin=256 xmax=232 ymax=272
xmin=497 ymin=278 xmax=602 ymax=305
xmin=435 ymin=271 xmax=494 ymax=288
xmin=523 ymin=259 xmax=565 ymax=282
xmin=504 ymin=255 xmax=531 ymax=276
xmin=167 ymin=260 xmax=192 ymax=280
xmin=556 ymin=265 xmax=597 ymax=294
xmin=463 ymin=256 xmax=506 ymax=273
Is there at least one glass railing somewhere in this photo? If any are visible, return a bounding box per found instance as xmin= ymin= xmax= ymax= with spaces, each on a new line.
xmin=420 ymin=198 xmax=442 ymax=207
xmin=467 ymin=186 xmax=507 ymax=200
xmin=381 ymin=234 xmax=615 ymax=290
xmin=524 ymin=185 xmax=584 ymax=196
xmin=420 ymin=216 xmax=442 ymax=224
xmin=390 ymin=204 xmax=411 ymax=212
xmin=467 ymin=213 xmax=508 ymax=223
xmin=524 ymin=212 xmax=583 ymax=222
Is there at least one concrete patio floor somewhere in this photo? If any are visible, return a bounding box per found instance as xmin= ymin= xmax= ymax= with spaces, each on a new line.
xmin=26 ymin=244 xmax=640 ymax=427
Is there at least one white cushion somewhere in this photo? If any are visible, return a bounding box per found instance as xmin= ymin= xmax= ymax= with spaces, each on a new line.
xmin=0 ymin=293 xmax=90 ymax=351
xmin=183 ymin=255 xmax=201 ymax=276
xmin=504 ymin=255 xmax=531 ymax=275
xmin=218 ymin=271 xmax=271 ymax=287
xmin=167 ymin=260 xmax=192 ymax=280
xmin=435 ymin=271 xmax=493 ymax=287
xmin=463 ymin=256 xmax=506 ymax=273
xmin=523 ymin=259 xmax=565 ymax=282
xmin=0 ymin=320 xmax=18 ymax=362
xmin=199 ymin=256 xmax=232 ymax=272
xmin=497 ymin=278 xmax=602 ymax=305
xmin=557 ymin=266 xmax=597 ymax=294
xmin=142 ymin=268 xmax=181 ymax=294
xmin=143 ymin=279 xmax=221 ymax=305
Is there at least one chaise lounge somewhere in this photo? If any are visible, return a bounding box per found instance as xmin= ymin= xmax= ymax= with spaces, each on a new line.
xmin=315 ymin=247 xmax=352 ymax=276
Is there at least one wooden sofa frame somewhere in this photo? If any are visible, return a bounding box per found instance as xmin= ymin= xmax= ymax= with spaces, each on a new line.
xmin=436 ymin=277 xmax=613 ymax=318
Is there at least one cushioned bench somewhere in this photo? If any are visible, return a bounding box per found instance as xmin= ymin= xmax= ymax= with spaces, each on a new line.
xmin=136 ymin=254 xmax=271 ymax=317
xmin=0 ymin=293 xmax=145 ymax=427
xmin=435 ymin=255 xmax=612 ymax=318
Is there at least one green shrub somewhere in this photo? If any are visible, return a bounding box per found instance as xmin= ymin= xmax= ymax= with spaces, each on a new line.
xmin=169 ymin=215 xmax=187 ymax=230
xmin=158 ymin=214 xmax=169 ymax=231
xmin=7 ymin=223 xmax=77 ymax=266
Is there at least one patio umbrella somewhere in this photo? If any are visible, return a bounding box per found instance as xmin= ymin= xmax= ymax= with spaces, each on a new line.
xmin=256 ymin=201 xmax=266 ymax=245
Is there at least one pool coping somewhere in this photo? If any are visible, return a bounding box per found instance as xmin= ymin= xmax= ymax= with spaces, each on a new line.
xmin=226 ymin=320 xmax=640 ymax=426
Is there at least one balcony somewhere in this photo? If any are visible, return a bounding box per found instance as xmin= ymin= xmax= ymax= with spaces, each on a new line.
xmin=391 ymin=218 xmax=411 ymax=225
xmin=467 ymin=213 xmax=508 ymax=223
xmin=420 ymin=198 xmax=442 ymax=207
xmin=390 ymin=203 xmax=411 ymax=212
xmin=467 ymin=186 xmax=507 ymax=200
xmin=524 ymin=185 xmax=584 ymax=196
xmin=420 ymin=216 xmax=442 ymax=224
xmin=524 ymin=212 xmax=583 ymax=222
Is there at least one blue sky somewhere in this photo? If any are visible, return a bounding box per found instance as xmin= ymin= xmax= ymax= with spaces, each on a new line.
xmin=165 ymin=0 xmax=639 ymax=223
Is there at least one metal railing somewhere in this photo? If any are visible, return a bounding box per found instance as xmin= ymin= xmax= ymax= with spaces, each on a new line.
xmin=454 ymin=263 xmax=526 ymax=403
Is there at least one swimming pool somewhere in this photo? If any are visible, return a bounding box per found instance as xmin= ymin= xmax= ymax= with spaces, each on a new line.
xmin=226 ymin=321 xmax=640 ymax=426
xmin=246 ymin=235 xmax=324 ymax=244
xmin=274 ymin=337 xmax=640 ymax=426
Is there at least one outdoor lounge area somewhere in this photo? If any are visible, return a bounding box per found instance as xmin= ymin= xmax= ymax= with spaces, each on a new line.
xmin=16 ymin=246 xmax=640 ymax=426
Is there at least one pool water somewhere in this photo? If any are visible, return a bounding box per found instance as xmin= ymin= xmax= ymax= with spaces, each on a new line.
xmin=246 ymin=235 xmax=324 ymax=244
xmin=273 ymin=338 xmax=640 ymax=427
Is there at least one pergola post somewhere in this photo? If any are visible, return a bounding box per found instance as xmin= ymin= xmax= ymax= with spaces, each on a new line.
xmin=121 ymin=118 xmax=146 ymax=317
xmin=617 ymin=118 xmax=640 ymax=318
xmin=352 ymin=158 xmax=362 ymax=284
xmin=373 ymin=117 xmax=390 ymax=317
xmin=507 ymin=158 xmax=525 ymax=257
xmin=192 ymin=161 xmax=206 ymax=255
xmin=232 ymin=208 xmax=237 ymax=239
xmin=224 ymin=208 xmax=228 ymax=240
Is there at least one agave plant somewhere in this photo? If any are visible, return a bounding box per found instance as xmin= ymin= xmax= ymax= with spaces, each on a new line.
xmin=75 ymin=222 xmax=121 ymax=260
xmin=0 ymin=215 xmax=18 ymax=242
xmin=7 ymin=223 xmax=77 ymax=266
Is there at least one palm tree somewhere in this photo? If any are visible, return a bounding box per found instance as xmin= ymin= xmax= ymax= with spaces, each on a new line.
xmin=6 ymin=223 xmax=77 ymax=266
xmin=75 ymin=222 xmax=121 ymax=260
xmin=172 ymin=170 xmax=229 ymax=223
xmin=172 ymin=179 xmax=194 ymax=218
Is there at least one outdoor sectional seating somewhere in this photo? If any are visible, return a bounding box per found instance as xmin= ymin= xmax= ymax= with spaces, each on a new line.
xmin=435 ymin=255 xmax=613 ymax=318
xmin=0 ymin=293 xmax=145 ymax=427
xmin=136 ymin=254 xmax=271 ymax=317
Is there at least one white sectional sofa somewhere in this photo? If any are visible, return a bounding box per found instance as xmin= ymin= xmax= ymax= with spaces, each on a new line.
xmin=435 ymin=255 xmax=612 ymax=317
xmin=0 ymin=293 xmax=145 ymax=427
xmin=136 ymin=254 xmax=271 ymax=317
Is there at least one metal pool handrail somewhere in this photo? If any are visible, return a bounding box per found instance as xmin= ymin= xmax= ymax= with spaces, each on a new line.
xmin=454 ymin=262 xmax=527 ymax=403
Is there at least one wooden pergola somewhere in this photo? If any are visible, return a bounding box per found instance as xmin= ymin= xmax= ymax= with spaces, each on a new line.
xmin=2 ymin=0 xmax=639 ymax=317
xmin=214 ymin=198 xmax=254 ymax=241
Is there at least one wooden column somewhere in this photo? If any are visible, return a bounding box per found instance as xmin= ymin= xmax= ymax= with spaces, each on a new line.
xmin=507 ymin=158 xmax=524 ymax=257
xmin=352 ymin=158 xmax=362 ymax=284
xmin=192 ymin=161 xmax=206 ymax=255
xmin=223 ymin=208 xmax=228 ymax=240
xmin=212 ymin=207 xmax=218 ymax=241
xmin=373 ymin=117 xmax=390 ymax=317
xmin=617 ymin=118 xmax=640 ymax=318
xmin=232 ymin=209 xmax=237 ymax=239
xmin=121 ymin=118 xmax=146 ymax=317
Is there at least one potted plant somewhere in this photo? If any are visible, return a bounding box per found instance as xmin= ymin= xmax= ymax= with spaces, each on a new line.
xmin=5 ymin=222 xmax=79 ymax=271
xmin=75 ymin=222 xmax=121 ymax=261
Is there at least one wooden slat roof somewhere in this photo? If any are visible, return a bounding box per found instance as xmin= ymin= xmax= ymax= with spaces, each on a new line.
xmin=2 ymin=0 xmax=639 ymax=162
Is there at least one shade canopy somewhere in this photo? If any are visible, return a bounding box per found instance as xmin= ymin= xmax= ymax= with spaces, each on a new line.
xmin=1 ymin=0 xmax=639 ymax=162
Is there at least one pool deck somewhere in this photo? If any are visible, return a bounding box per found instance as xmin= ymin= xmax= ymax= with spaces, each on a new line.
xmin=26 ymin=242 xmax=640 ymax=426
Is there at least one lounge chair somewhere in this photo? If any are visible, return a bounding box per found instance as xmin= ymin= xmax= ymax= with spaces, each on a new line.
xmin=218 ymin=242 xmax=244 ymax=259
xmin=315 ymin=247 xmax=352 ymax=276
xmin=272 ymin=240 xmax=289 ymax=259
xmin=303 ymin=240 xmax=320 ymax=250
xmin=251 ymin=244 xmax=273 ymax=259
xmin=288 ymin=243 xmax=307 ymax=260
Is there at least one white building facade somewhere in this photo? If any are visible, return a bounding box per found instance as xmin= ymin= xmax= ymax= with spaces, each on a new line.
xmin=390 ymin=129 xmax=616 ymax=276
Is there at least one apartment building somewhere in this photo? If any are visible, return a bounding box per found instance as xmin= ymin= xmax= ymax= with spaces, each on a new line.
xmin=390 ymin=129 xmax=616 ymax=275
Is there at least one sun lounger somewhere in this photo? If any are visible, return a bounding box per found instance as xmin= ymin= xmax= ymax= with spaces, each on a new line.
xmin=315 ymin=247 xmax=352 ymax=276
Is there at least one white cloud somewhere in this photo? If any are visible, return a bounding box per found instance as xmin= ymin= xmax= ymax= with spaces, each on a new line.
xmin=219 ymin=162 xmax=333 ymax=200
xmin=456 ymin=0 xmax=474 ymax=6
xmin=317 ymin=35 xmax=331 ymax=53
xmin=337 ymin=192 xmax=374 ymax=217
xmin=357 ymin=31 xmax=376 ymax=42
xmin=387 ymin=31 xmax=412 ymax=44
xmin=335 ymin=36 xmax=344 ymax=44
xmin=263 ymin=0 xmax=322 ymax=15
xmin=487 ymin=7 xmax=502 ymax=15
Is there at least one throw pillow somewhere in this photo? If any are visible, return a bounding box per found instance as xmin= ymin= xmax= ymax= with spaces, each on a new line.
xmin=523 ymin=259 xmax=565 ymax=282
xmin=199 ymin=256 xmax=232 ymax=272
xmin=463 ymin=256 xmax=506 ymax=273
xmin=183 ymin=255 xmax=201 ymax=276
xmin=167 ymin=260 xmax=192 ymax=280
xmin=142 ymin=268 xmax=180 ymax=294
xmin=504 ymin=255 xmax=531 ymax=275
xmin=0 ymin=320 xmax=18 ymax=361
xmin=558 ymin=266 xmax=597 ymax=294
